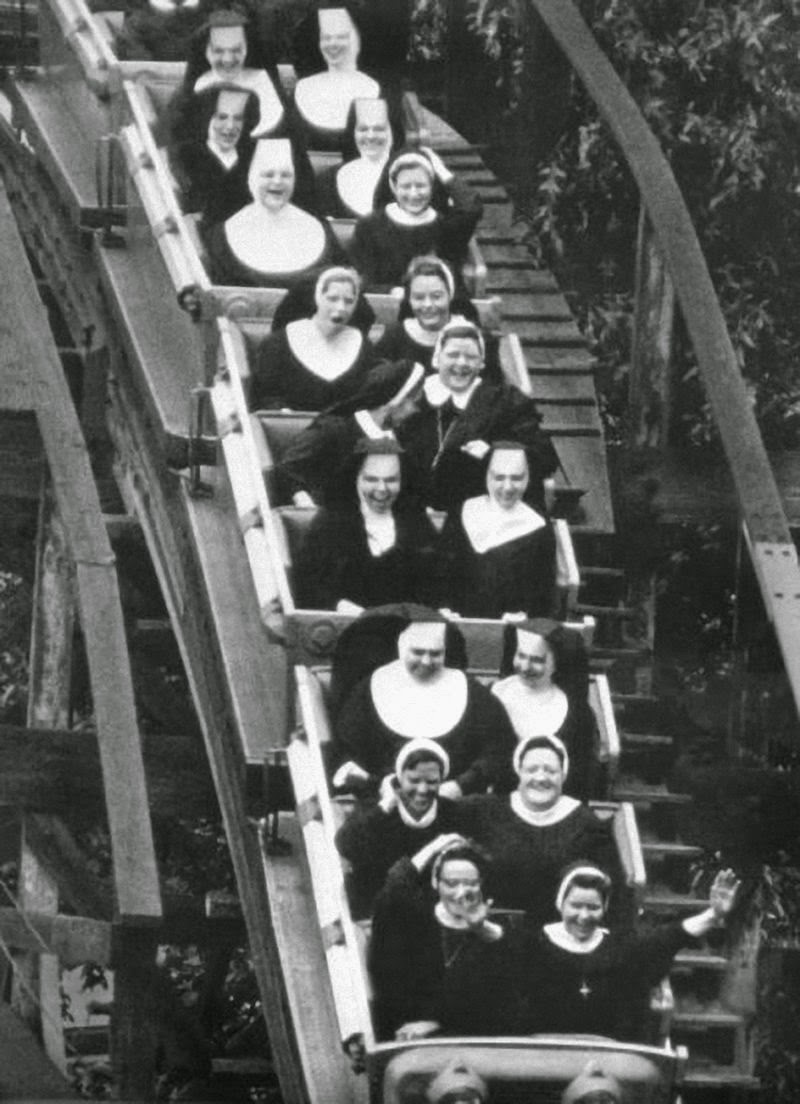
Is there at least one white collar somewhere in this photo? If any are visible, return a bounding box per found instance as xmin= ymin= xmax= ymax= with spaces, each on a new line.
xmin=285 ymin=319 xmax=361 ymax=378
xmin=371 ymin=662 xmax=468 ymax=739
xmin=354 ymin=410 xmax=394 ymax=439
xmin=491 ymin=676 xmax=569 ymax=735
xmin=224 ymin=205 xmax=326 ymax=276
xmin=544 ymin=921 xmax=607 ymax=954
xmin=423 ymin=374 xmax=481 ymax=410
xmin=397 ymin=798 xmax=438 ymax=829
xmin=336 ymin=156 xmax=388 ymax=217
xmin=206 ymin=138 xmax=238 ymax=170
xmin=295 ymin=71 xmax=380 ymax=133
xmin=385 ymin=202 xmax=437 ymax=228
xmin=359 ymin=502 xmax=396 ymax=555
xmin=461 ymin=494 xmax=546 ymax=554
xmin=403 ymin=317 xmax=439 ymax=347
xmin=510 ymin=790 xmax=580 ymax=827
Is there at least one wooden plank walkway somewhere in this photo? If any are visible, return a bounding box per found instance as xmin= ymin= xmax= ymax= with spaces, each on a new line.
xmin=421 ymin=106 xmax=614 ymax=534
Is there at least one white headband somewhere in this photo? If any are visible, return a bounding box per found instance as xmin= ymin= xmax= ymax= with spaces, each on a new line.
xmin=389 ymin=151 xmax=434 ymax=183
xmin=315 ymin=265 xmax=361 ymax=299
xmin=395 ymin=738 xmax=450 ymax=779
xmin=513 ymin=733 xmax=570 ymax=780
xmin=434 ymin=316 xmax=485 ymax=361
xmin=407 ymin=256 xmax=455 ymax=300
xmin=555 ymin=864 xmax=611 ymax=913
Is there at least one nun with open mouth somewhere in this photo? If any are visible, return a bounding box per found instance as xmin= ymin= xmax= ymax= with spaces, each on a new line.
xmin=204 ymin=138 xmax=341 ymax=287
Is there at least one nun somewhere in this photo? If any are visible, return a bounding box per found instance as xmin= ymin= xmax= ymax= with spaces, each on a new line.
xmin=397 ymin=319 xmax=559 ymax=511
xmin=521 ymin=862 xmax=740 ymax=1040
xmin=438 ymin=441 xmax=557 ymax=621
xmin=249 ymin=266 xmax=376 ymax=410
xmin=492 ymin=618 xmax=599 ymax=801
xmin=276 ymin=360 xmax=425 ymax=506
xmin=316 ymin=97 xmax=397 ymax=217
xmin=455 ymin=734 xmax=619 ymax=924
xmin=349 ymin=147 xmax=483 ymax=292
xmin=332 ymin=609 xmax=517 ymax=796
xmin=175 ymin=7 xmax=288 ymax=139
xmin=371 ymin=255 xmax=503 ymax=381
xmin=334 ymin=737 xmax=466 ymax=918
xmin=294 ymin=439 xmax=441 ymax=613
xmin=369 ymin=837 xmax=522 ymax=1041
xmin=204 ymin=138 xmax=342 ymax=287
xmin=291 ymin=6 xmax=381 ymax=151
xmin=168 ymin=85 xmax=259 ymax=227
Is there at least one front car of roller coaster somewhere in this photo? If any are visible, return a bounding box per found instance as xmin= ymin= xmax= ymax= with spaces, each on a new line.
xmin=0 ymin=1 xmax=697 ymax=1100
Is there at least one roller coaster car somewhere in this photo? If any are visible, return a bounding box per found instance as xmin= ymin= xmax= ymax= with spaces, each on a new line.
xmin=378 ymin=1038 xmax=687 ymax=1104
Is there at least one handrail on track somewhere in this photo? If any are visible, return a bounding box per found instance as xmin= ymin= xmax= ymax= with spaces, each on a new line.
xmin=44 ymin=0 xmax=119 ymax=96
xmin=120 ymin=79 xmax=210 ymax=293
xmin=212 ymin=317 xmax=296 ymax=628
xmin=291 ymin=665 xmax=375 ymax=1049
xmin=530 ymin=0 xmax=800 ymax=719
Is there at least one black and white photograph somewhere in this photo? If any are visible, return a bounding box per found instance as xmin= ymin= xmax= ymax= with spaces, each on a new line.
xmin=0 ymin=1 xmax=798 ymax=1101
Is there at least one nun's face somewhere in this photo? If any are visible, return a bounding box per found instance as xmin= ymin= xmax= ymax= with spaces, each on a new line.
xmin=354 ymin=114 xmax=391 ymax=161
xmin=315 ymin=278 xmax=358 ymax=331
xmin=356 ymin=453 xmax=401 ymax=514
xmin=517 ymin=746 xmax=564 ymax=811
xmin=206 ymin=25 xmax=246 ymax=79
xmin=513 ymin=632 xmax=555 ymax=688
xmin=560 ymin=885 xmax=605 ymax=942
xmin=437 ymin=336 xmax=483 ymax=394
xmin=486 ymin=448 xmax=529 ymax=509
xmin=437 ymin=858 xmax=482 ymax=918
xmin=391 ymin=166 xmax=433 ymax=216
xmin=251 ymin=159 xmax=295 ymax=210
xmin=397 ymin=760 xmax=442 ymax=818
xmin=320 ymin=25 xmax=353 ymax=67
xmin=409 ymin=274 xmax=450 ymax=332
xmin=209 ymin=90 xmax=249 ymax=152
xmin=399 ymin=624 xmax=446 ymax=682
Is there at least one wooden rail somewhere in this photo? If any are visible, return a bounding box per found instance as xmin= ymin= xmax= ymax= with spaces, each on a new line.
xmin=0 ymin=183 xmax=161 ymax=925
xmin=528 ymin=0 xmax=800 ymax=717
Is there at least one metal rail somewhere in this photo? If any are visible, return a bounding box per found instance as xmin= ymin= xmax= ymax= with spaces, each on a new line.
xmin=529 ymin=0 xmax=800 ymax=716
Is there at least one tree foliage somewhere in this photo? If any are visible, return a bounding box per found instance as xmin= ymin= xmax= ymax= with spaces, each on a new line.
xmin=467 ymin=0 xmax=800 ymax=445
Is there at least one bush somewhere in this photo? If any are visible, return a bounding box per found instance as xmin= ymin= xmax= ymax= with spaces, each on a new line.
xmin=468 ymin=0 xmax=800 ymax=445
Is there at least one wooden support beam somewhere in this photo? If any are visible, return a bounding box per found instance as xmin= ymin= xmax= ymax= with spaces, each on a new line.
xmin=629 ymin=207 xmax=676 ymax=447
xmin=0 ymin=183 xmax=161 ymax=924
xmin=110 ymin=928 xmax=160 ymax=1100
xmin=13 ymin=478 xmax=71 ymax=1072
xmin=528 ymin=0 xmax=800 ymax=719
xmin=0 ymin=724 xmax=218 ymax=821
xmin=0 ymin=909 xmax=112 ymax=968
